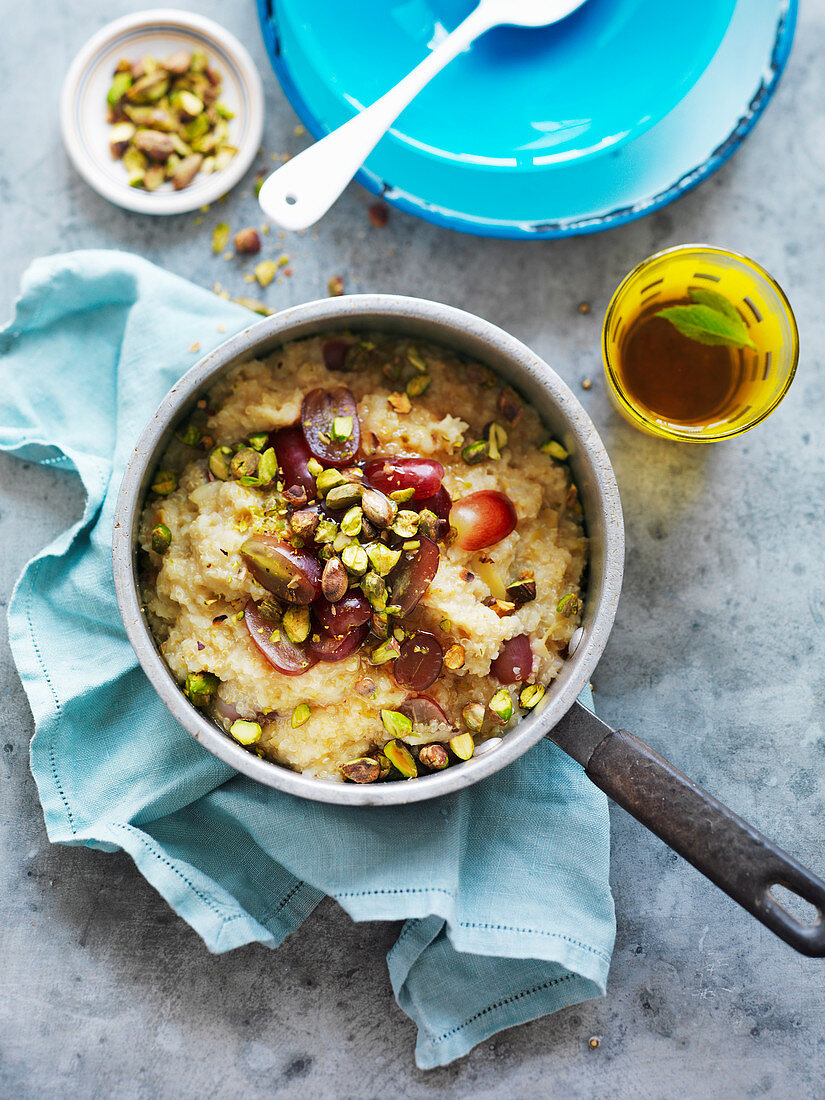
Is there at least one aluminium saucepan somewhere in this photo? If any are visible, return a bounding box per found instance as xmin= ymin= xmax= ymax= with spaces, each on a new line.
xmin=112 ymin=295 xmax=825 ymax=956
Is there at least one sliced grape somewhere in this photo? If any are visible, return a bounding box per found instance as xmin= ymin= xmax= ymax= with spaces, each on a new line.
xmin=491 ymin=634 xmax=534 ymax=684
xmin=313 ymin=591 xmax=371 ymax=637
xmin=212 ymin=696 xmax=242 ymax=724
xmin=387 ymin=536 xmax=439 ymax=615
xmin=450 ymin=490 xmax=517 ymax=551
xmin=269 ymin=424 xmax=315 ymax=493
xmin=322 ymin=338 xmax=350 ymax=372
xmin=301 ymin=387 xmax=360 ymax=467
xmin=399 ymin=695 xmax=449 ymax=726
xmin=244 ymin=601 xmax=318 ymax=676
xmin=308 ymin=622 xmax=370 ymax=662
xmin=393 ymin=631 xmax=443 ymax=691
xmin=363 ymin=457 xmax=444 ymax=500
xmin=240 ymin=535 xmax=321 ymax=604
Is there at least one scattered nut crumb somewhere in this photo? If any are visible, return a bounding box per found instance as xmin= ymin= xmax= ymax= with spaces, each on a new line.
xmin=243 ymin=273 xmax=256 ymax=284
xmin=254 ymin=260 xmax=277 ymax=288
xmin=368 ymin=202 xmax=389 ymax=228
xmin=189 ymin=341 xmax=200 ymax=352
xmin=222 ymin=251 xmax=233 ymax=261
xmin=294 ymin=124 xmax=306 ymax=136
xmin=217 ymin=324 xmax=225 ymax=332
xmin=578 ymin=301 xmax=591 ymax=315
xmin=581 ymin=377 xmax=593 ymax=390
xmin=262 ymin=224 xmax=270 ymax=235
xmin=328 ymin=275 xmax=344 ymax=297
xmin=193 ymin=216 xmax=204 ymax=226
xmin=388 ymin=392 xmax=411 ymax=414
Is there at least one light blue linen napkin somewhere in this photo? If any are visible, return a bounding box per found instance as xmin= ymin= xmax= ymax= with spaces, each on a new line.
xmin=0 ymin=251 xmax=615 ymax=1068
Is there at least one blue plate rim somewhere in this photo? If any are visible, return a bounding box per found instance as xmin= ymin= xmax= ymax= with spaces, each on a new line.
xmin=255 ymin=0 xmax=798 ymax=240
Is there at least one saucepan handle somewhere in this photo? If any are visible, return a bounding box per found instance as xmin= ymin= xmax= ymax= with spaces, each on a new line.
xmin=584 ymin=726 xmax=825 ymax=956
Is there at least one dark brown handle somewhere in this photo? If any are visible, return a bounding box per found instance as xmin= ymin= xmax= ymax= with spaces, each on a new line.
xmin=586 ymin=727 xmax=825 ymax=956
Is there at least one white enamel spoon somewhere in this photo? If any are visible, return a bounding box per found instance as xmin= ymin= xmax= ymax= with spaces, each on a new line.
xmin=258 ymin=0 xmax=587 ymax=231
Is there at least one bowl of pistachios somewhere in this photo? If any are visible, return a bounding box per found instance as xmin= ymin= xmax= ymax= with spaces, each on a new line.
xmin=60 ymin=9 xmax=264 ymax=214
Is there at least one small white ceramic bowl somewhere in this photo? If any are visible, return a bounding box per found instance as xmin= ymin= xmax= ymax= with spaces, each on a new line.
xmin=60 ymin=8 xmax=264 ymax=215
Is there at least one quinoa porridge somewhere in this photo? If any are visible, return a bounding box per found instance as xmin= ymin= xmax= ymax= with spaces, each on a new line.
xmin=138 ymin=333 xmax=586 ymax=782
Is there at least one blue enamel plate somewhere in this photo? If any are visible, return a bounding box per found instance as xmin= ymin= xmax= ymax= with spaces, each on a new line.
xmin=257 ymin=0 xmax=796 ymax=239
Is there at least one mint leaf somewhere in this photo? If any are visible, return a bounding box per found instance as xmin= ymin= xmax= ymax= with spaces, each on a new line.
xmin=688 ymin=287 xmax=743 ymax=325
xmin=655 ymin=303 xmax=757 ymax=350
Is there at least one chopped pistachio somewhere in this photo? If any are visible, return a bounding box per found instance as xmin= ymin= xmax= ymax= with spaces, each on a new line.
xmin=365 ymin=542 xmax=402 ymax=577
xmin=330 ymin=416 xmax=353 ymax=442
xmin=488 ymin=688 xmax=513 ymax=724
xmin=248 ymin=431 xmax=268 ymax=451
xmin=418 ymin=744 xmax=449 ymax=771
xmin=212 ymin=222 xmax=231 ymax=254
xmin=407 ymin=346 xmax=427 ymax=373
xmin=314 ymin=518 xmax=338 ymax=545
xmin=506 ymin=576 xmax=537 ymax=607
xmin=315 ymin=467 xmax=345 ymax=495
xmin=256 ymin=447 xmax=278 ymax=487
xmin=321 ymin=556 xmax=348 ymax=602
xmin=185 ymin=670 xmax=219 ymax=707
xmin=370 ymin=637 xmax=400 ymax=665
xmin=327 ymin=275 xmax=344 ymax=297
xmin=325 ymin=482 xmax=363 ymax=510
xmin=520 ymin=684 xmax=546 ymax=710
xmin=151 ymin=470 xmax=177 ymax=496
xmin=283 ymin=607 xmax=311 ymax=644
xmin=142 ymin=164 xmax=165 ymax=191
xmin=109 ymin=121 xmax=136 ymax=157
xmin=361 ymin=487 xmax=396 ymax=529
xmin=291 ymin=508 xmax=319 ymax=541
xmin=497 ymin=387 xmax=523 ymax=426
xmin=541 ymin=439 xmax=569 ymax=461
xmin=375 ymin=753 xmax=392 ymax=780
xmin=439 ymin=618 xmax=452 ymax=633
xmin=151 ymin=523 xmax=172 ymax=554
xmin=341 ymin=544 xmax=368 ymax=576
xmin=307 ymin=457 xmax=324 ymax=477
xmin=190 ymin=50 xmax=207 ymax=73
xmin=332 ymin=530 xmax=355 ymax=553
xmin=341 ymin=757 xmax=380 ymax=783
xmin=208 ymin=445 xmax=233 ymax=480
xmin=134 ymin=129 xmax=176 ymax=162
xmin=388 ymin=392 xmax=412 ymax=414
xmin=557 ymin=593 xmax=581 ymax=618
xmin=177 ymin=90 xmax=204 ymax=118
xmin=389 ymin=487 xmax=416 ymax=504
xmin=449 ymin=733 xmax=475 ymax=760
xmin=383 ymin=738 xmax=417 ymax=778
xmin=462 ymin=702 xmax=485 ymax=732
xmin=230 ymin=719 xmax=262 ymax=745
xmin=291 ymin=703 xmax=311 ymax=728
xmin=362 ymin=570 xmax=387 ymax=611
xmin=230 ymin=447 xmax=259 ymax=481
xmin=462 ymin=440 xmax=488 ymax=465
xmin=486 ymin=422 xmax=508 ymax=460
xmin=444 ymin=644 xmax=465 ymax=670
xmin=122 ymin=145 xmax=148 ymax=186
xmin=172 ymin=153 xmax=203 ymax=190
xmin=230 ymin=296 xmax=272 ymax=316
xmin=381 ymin=710 xmax=413 ymax=739
xmin=406 ymin=374 xmax=431 ymax=398
xmin=371 ymin=611 xmax=390 ymax=639
xmin=235 ymin=231 xmax=261 ymax=260
xmin=177 ymin=423 xmax=200 ymax=447
xmin=393 ymin=626 xmax=407 ymax=643
xmin=255 ymin=260 xmax=277 ymax=288
xmin=107 ymin=71 xmax=133 ymax=107
xmin=418 ymin=508 xmax=441 ymax=541
xmin=340 ymin=506 xmax=363 ymax=538
xmin=391 ymin=510 xmax=419 ymax=539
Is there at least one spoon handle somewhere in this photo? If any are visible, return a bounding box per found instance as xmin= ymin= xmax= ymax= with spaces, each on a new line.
xmin=258 ymin=4 xmax=494 ymax=231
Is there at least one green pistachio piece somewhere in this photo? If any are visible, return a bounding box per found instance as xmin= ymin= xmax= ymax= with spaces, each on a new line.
xmin=208 ymin=445 xmax=233 ymax=480
xmin=230 ymin=447 xmax=259 ymax=481
xmin=462 ymin=440 xmax=488 ymax=465
xmin=375 ymin=753 xmax=392 ymax=780
xmin=340 ymin=506 xmax=363 ymax=538
xmin=151 ymin=469 xmax=177 ymax=496
xmin=248 ymin=432 xmax=268 ymax=452
xmin=177 ymin=423 xmax=200 ymax=446
xmin=150 ymin=523 xmax=171 ymax=554
xmin=256 ymin=447 xmax=278 ymax=487
xmin=307 ymin=457 xmax=324 ymax=477
xmin=449 ymin=733 xmax=475 ymax=761
xmin=315 ymin=468 xmax=344 ymax=494
xmin=381 ymin=710 xmax=413 ymax=739
xmin=212 ymin=222 xmax=231 ymax=254
xmin=332 ymin=530 xmax=355 ymax=553
xmin=520 ymin=684 xmax=546 ymax=710
xmin=190 ymin=50 xmax=207 ymax=73
xmin=365 ymin=542 xmax=402 ymax=577
xmin=107 ymin=71 xmax=133 ymax=106
xmin=361 ymin=570 xmax=387 ymax=611
xmin=488 ymin=688 xmax=513 ymax=724
xmin=389 ymin=487 xmax=416 ymax=503
xmin=506 ymin=577 xmax=537 ymax=607
xmin=486 ymin=422 xmax=508 ymax=461
xmin=283 ymin=607 xmax=311 ymax=644
xmin=229 ymin=719 xmax=262 ymax=745
xmin=406 ymin=374 xmax=431 ymax=398
xmin=122 ymin=145 xmax=148 ymax=186
xmin=418 ymin=744 xmax=449 ymax=771
xmin=361 ymin=488 xmax=396 ymax=529
xmin=341 ymin=544 xmax=368 ymax=576
xmin=185 ymin=671 xmax=219 ymax=708
xmin=325 ymin=482 xmax=363 ymax=510
xmin=541 ymin=439 xmax=569 ymax=461
xmin=370 ymin=637 xmax=400 ymax=665
xmin=314 ymin=518 xmax=339 ymax=545
xmin=177 ymin=90 xmax=204 ymax=118
xmin=407 ymin=346 xmax=427 ymax=373
xmin=556 ymin=594 xmax=581 ymax=618
xmin=383 ymin=738 xmax=417 ymax=778
xmin=330 ymin=416 xmax=353 ymax=442
xmin=462 ymin=702 xmax=485 ymax=732
xmin=417 ymin=508 xmax=441 ymax=541
xmin=391 ymin=510 xmax=419 ymax=539
xmin=291 ymin=703 xmax=311 ymax=728
xmin=341 ymin=757 xmax=380 ymax=783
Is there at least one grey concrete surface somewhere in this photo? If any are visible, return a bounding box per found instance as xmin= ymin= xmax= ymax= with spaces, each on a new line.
xmin=2 ymin=1 xmax=824 ymax=1097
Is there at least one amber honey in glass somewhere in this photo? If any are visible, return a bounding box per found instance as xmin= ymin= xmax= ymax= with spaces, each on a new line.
xmin=602 ymin=246 xmax=799 ymax=442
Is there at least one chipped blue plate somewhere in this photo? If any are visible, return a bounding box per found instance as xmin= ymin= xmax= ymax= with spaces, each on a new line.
xmin=256 ymin=0 xmax=796 ymax=238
